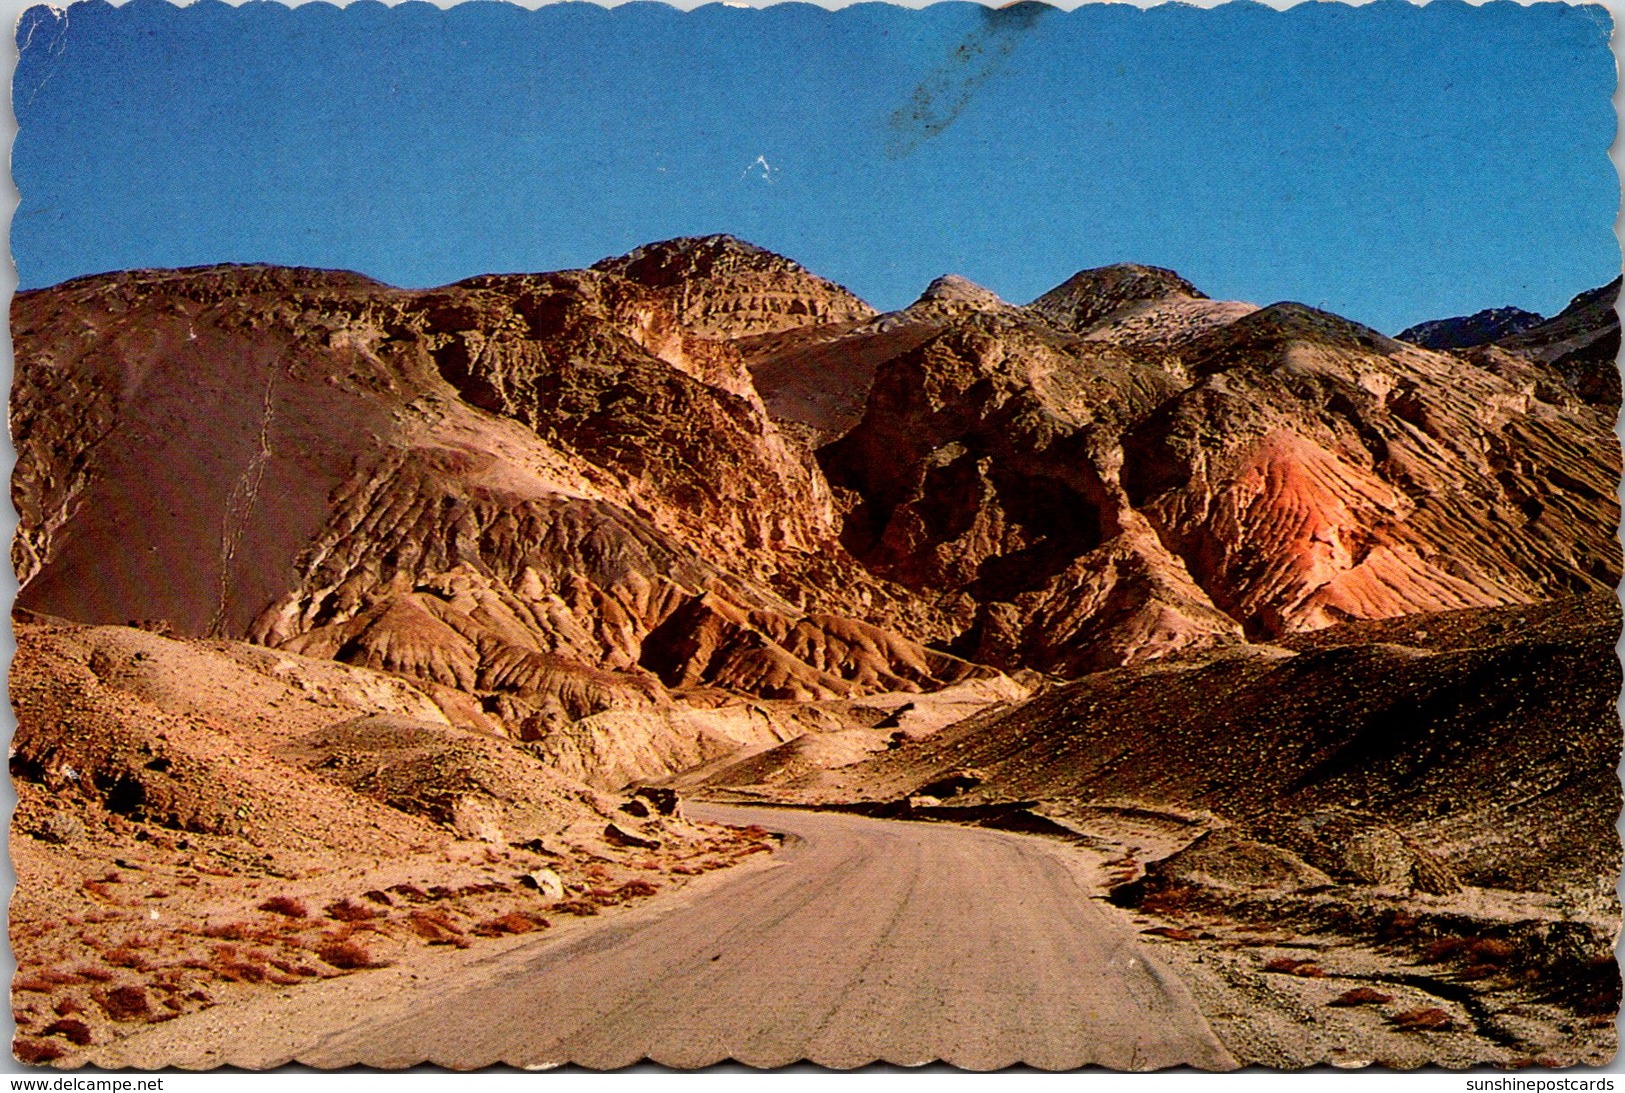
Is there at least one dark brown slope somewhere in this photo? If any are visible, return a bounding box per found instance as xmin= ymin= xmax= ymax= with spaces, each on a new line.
xmin=1492 ymin=277 xmax=1621 ymax=408
xmin=1395 ymin=306 xmax=1545 ymax=351
xmin=1027 ymin=263 xmax=1259 ymax=355
xmin=1028 ymin=263 xmax=1206 ymax=332
xmin=797 ymin=594 xmax=1622 ymax=894
xmin=10 ymin=257 xmax=991 ymax=788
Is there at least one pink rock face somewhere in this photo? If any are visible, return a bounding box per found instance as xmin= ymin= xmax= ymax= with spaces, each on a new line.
xmin=1121 ymin=302 xmax=1619 ymax=639
xmin=1160 ymin=430 xmax=1510 ymax=635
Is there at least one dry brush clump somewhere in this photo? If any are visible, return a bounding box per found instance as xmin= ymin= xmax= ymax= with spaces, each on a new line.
xmin=14 ymin=1038 xmax=67 ymax=1064
xmin=201 ymin=920 xmax=274 ymax=943
xmin=256 ymin=896 xmax=309 ymax=919
xmin=209 ymin=945 xmax=272 ymax=984
xmin=38 ymin=1018 xmax=93 ymax=1046
xmin=472 ymin=911 xmax=551 ymax=938
xmin=1327 ymin=987 xmax=1393 ymax=1007
xmin=101 ymin=947 xmax=153 ymax=972
xmin=407 ymin=909 xmax=470 ymax=947
xmin=325 ymin=898 xmax=378 ymax=922
xmin=1389 ymin=1007 xmax=1455 ymax=1032
xmin=1261 ymin=957 xmax=1325 ymax=978
xmin=315 ymin=938 xmax=383 ymax=970
xmin=92 ymin=986 xmax=150 ymax=1022
xmin=548 ymin=899 xmax=600 ymax=917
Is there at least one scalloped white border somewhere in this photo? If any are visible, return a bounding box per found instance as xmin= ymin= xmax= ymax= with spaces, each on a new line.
xmin=0 ymin=0 xmax=1619 ymax=1086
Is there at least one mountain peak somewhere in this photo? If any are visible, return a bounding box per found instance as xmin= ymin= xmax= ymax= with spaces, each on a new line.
xmin=592 ymin=234 xmax=787 ymax=288
xmin=1029 ymin=263 xmax=1206 ymax=333
xmin=593 ymin=235 xmax=874 ymax=339
xmin=913 ymin=274 xmax=1007 ymax=310
xmin=1396 ymin=306 xmax=1546 ymax=351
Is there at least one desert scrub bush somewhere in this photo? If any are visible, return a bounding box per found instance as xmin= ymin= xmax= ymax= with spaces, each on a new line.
xmin=408 ymin=910 xmax=469 ymax=946
xmin=14 ymin=1037 xmax=66 ymax=1063
xmin=14 ymin=972 xmax=81 ymax=993
xmin=257 ymin=896 xmax=308 ymax=919
xmin=39 ymin=1019 xmax=92 ymax=1046
xmin=1388 ymin=1007 xmax=1454 ymax=1031
xmin=209 ymin=945 xmax=269 ymax=984
xmin=1327 ymin=987 xmax=1393 ymax=1007
xmin=550 ymin=900 xmax=599 ymax=917
xmin=103 ymin=948 xmax=153 ymax=971
xmin=1262 ymin=957 xmax=1324 ymax=978
xmin=93 ymin=985 xmax=151 ymax=1022
xmin=472 ymin=912 xmax=550 ymax=938
xmin=324 ymin=899 xmax=376 ymax=923
xmin=1377 ymin=909 xmax=1420 ymax=939
xmin=454 ymin=882 xmax=510 ymax=897
xmin=1138 ymin=883 xmax=1200 ymax=914
xmin=202 ymin=921 xmax=282 ymax=944
xmin=315 ymin=939 xmax=380 ymax=970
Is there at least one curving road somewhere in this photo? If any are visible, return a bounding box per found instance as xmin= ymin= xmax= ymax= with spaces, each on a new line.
xmin=100 ymin=804 xmax=1237 ymax=1070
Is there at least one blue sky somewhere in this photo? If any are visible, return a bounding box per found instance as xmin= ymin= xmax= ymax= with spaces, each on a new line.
xmin=12 ymin=0 xmax=1619 ymax=332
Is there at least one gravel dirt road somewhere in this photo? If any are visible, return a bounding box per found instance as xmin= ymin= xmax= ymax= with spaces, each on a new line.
xmin=92 ymin=804 xmax=1237 ymax=1071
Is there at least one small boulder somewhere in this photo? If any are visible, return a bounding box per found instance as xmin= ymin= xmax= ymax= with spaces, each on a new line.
xmin=603 ymin=823 xmax=661 ymax=850
xmin=1122 ymin=829 xmax=1332 ymax=906
xmin=520 ymin=868 xmax=566 ymax=900
xmin=633 ymin=787 xmax=680 ymax=817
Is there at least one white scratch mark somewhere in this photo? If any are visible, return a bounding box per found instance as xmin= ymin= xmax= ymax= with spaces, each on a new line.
xmin=20 ymin=5 xmax=73 ymax=112
xmin=741 ymin=154 xmax=779 ymax=184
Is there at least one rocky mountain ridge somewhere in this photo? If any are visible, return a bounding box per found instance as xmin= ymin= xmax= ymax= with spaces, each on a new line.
xmin=1397 ymin=306 xmax=1545 ymax=351
xmin=11 ymin=237 xmax=1620 ymax=791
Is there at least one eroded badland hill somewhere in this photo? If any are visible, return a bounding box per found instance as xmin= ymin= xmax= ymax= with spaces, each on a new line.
xmin=10 ymin=235 xmax=1621 ymax=1066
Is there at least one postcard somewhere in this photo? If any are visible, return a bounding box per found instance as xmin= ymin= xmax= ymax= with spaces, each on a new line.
xmin=7 ymin=0 xmax=1620 ymax=1070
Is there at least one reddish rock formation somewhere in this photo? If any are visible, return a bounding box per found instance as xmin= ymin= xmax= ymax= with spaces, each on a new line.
xmin=11 ymin=240 xmax=1619 ymax=782
xmin=9 ymin=254 xmax=985 ymax=787
xmin=1122 ymin=303 xmax=1619 ymax=637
